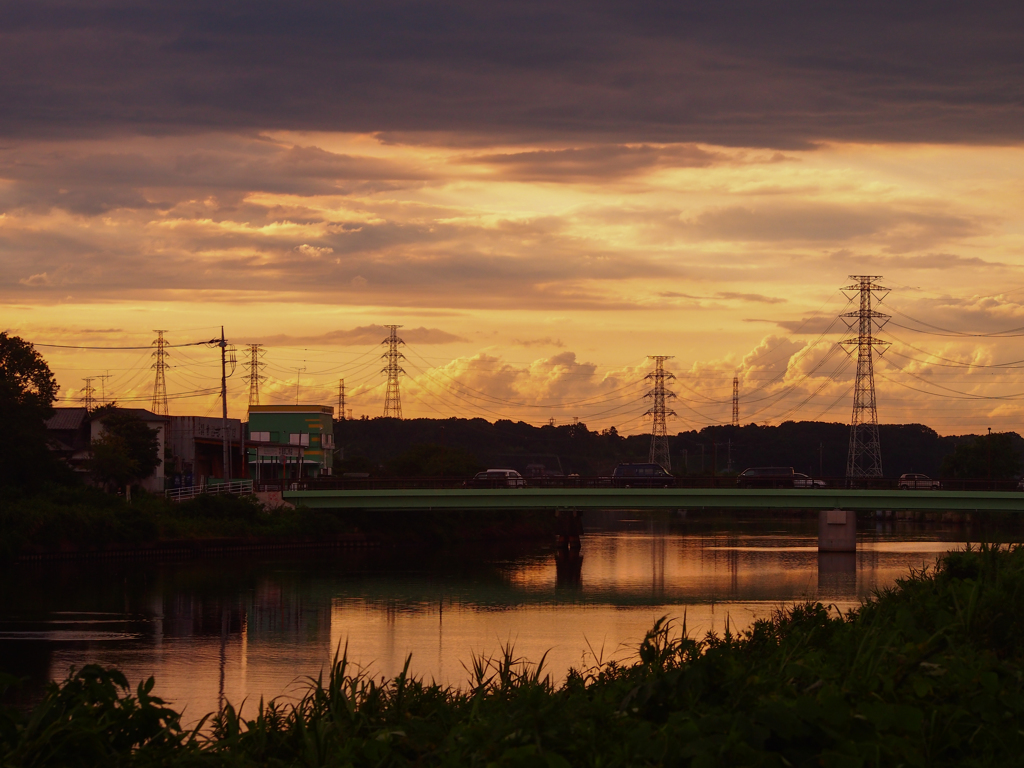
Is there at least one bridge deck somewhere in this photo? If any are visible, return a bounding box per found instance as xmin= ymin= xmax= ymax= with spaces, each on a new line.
xmin=284 ymin=487 xmax=1024 ymax=512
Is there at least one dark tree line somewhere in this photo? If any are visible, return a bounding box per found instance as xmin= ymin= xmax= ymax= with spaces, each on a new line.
xmin=335 ymin=417 xmax=1023 ymax=479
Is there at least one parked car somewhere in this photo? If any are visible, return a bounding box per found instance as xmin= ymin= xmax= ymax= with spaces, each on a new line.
xmin=793 ymin=472 xmax=827 ymax=489
xmin=736 ymin=467 xmax=795 ymax=489
xmin=469 ymin=469 xmax=526 ymax=488
xmin=611 ymin=463 xmax=676 ymax=487
xmin=899 ymin=473 xmax=940 ymax=490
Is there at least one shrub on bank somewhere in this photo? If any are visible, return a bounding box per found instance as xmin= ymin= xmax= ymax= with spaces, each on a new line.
xmin=0 ymin=486 xmax=348 ymax=563
xmin=2 ymin=545 xmax=1023 ymax=766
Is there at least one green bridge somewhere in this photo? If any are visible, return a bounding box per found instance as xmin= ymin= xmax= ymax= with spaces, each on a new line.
xmin=283 ymin=487 xmax=1024 ymax=512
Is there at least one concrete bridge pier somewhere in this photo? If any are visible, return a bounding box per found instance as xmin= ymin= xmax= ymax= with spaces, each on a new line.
xmin=819 ymin=509 xmax=857 ymax=552
xmin=556 ymin=508 xmax=583 ymax=550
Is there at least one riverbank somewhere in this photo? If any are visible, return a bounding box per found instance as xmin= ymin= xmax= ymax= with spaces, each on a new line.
xmin=0 ymin=485 xmax=558 ymax=564
xmin=2 ymin=543 xmax=1022 ymax=766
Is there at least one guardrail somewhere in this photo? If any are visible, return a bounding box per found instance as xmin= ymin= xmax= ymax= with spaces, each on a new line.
xmin=268 ymin=476 xmax=1022 ymax=492
xmin=166 ymin=479 xmax=254 ymax=502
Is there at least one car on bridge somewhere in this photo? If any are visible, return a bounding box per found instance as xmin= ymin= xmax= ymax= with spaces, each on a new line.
xmin=611 ymin=463 xmax=676 ymax=487
xmin=899 ymin=473 xmax=940 ymax=490
xmin=793 ymin=472 xmax=827 ymax=489
xmin=736 ymin=467 xmax=795 ymax=489
xmin=469 ymin=469 xmax=526 ymax=488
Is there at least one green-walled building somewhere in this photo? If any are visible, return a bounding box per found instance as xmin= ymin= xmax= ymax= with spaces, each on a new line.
xmin=247 ymin=405 xmax=335 ymax=480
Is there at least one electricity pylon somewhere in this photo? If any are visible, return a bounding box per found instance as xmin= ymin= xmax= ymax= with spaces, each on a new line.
xmin=381 ymin=325 xmax=405 ymax=419
xmin=151 ymin=330 xmax=169 ymax=416
xmin=732 ymin=375 xmax=739 ymax=427
xmin=840 ymin=276 xmax=890 ymax=478
xmin=81 ymin=378 xmax=95 ymax=410
xmin=243 ymin=343 xmax=267 ymax=407
xmin=337 ymin=379 xmax=346 ymax=419
xmin=644 ymin=356 xmax=676 ymax=469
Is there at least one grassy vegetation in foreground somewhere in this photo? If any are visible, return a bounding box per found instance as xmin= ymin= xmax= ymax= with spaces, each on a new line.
xmin=3 ymin=545 xmax=1024 ymax=766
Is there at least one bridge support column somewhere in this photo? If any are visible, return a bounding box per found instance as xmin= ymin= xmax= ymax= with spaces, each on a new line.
xmin=555 ymin=509 xmax=583 ymax=550
xmin=819 ymin=509 xmax=856 ymax=552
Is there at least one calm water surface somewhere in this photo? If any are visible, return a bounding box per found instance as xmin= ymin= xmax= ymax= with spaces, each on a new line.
xmin=0 ymin=516 xmax=1002 ymax=722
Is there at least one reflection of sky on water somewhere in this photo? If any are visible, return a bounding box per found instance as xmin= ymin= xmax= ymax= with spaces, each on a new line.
xmin=0 ymin=523 xmax=998 ymax=724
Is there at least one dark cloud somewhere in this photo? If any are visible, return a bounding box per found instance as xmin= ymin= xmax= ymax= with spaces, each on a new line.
xmin=716 ymin=292 xmax=786 ymax=304
xmin=0 ymin=137 xmax=429 ymax=215
xmin=260 ymin=325 xmax=466 ymax=346
xmin=0 ymin=2 xmax=1022 ymax=145
xmin=684 ymin=203 xmax=984 ymax=246
xmin=765 ymin=314 xmax=841 ymax=334
xmin=827 ymin=251 xmax=1007 ymax=270
xmin=512 ymin=337 xmax=565 ymax=348
xmin=469 ymin=144 xmax=719 ymax=181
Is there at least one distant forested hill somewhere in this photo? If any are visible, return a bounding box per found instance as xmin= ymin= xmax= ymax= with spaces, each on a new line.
xmin=333 ymin=418 xmax=1023 ymax=479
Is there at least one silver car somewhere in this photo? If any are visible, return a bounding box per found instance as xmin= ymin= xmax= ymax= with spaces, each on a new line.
xmin=793 ymin=472 xmax=827 ymax=489
xmin=899 ymin=473 xmax=940 ymax=490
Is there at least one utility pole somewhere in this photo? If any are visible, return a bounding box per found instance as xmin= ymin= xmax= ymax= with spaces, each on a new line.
xmin=338 ymin=379 xmax=346 ymax=419
xmin=293 ymin=367 xmax=306 ymax=405
xmin=381 ymin=325 xmax=405 ymax=419
xmin=96 ymin=372 xmax=112 ymax=406
xmin=841 ymin=276 xmax=890 ymax=478
xmin=151 ymin=330 xmax=169 ymax=416
xmin=732 ymin=375 xmax=739 ymax=427
xmin=645 ymin=356 xmax=676 ymax=469
xmin=219 ymin=327 xmax=233 ymax=480
xmin=988 ymin=427 xmax=992 ymax=481
xmin=243 ymin=344 xmax=266 ymax=407
xmin=81 ymin=378 xmax=95 ymax=410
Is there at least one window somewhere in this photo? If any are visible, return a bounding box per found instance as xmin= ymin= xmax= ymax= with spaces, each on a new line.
xmin=323 ymin=433 xmax=334 ymax=449
xmin=250 ymin=431 xmax=270 ymax=442
xmin=290 ymin=433 xmax=310 ymax=446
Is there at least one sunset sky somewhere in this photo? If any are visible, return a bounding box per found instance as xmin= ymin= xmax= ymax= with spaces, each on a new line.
xmin=3 ymin=2 xmax=1024 ymax=434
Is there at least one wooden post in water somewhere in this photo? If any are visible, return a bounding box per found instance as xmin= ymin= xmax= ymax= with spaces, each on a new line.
xmin=819 ymin=509 xmax=856 ymax=552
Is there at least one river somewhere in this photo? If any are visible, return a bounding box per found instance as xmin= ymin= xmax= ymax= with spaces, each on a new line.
xmin=0 ymin=514 xmax=997 ymax=721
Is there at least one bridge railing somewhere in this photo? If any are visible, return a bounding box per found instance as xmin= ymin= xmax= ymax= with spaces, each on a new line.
xmin=166 ymin=479 xmax=254 ymax=502
xmin=271 ymin=475 xmax=1022 ymax=493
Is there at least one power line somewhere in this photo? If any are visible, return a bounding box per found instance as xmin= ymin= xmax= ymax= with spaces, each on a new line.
xmin=151 ymin=330 xmax=169 ymax=416
xmin=841 ymin=275 xmax=889 ymax=478
xmin=382 ymin=325 xmax=405 ymax=419
xmin=244 ymin=344 xmax=267 ymax=407
xmin=645 ymin=356 xmax=676 ymax=469
xmin=34 ymin=339 xmax=219 ymax=350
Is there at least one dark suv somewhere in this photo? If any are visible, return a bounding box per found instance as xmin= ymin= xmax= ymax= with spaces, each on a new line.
xmin=611 ymin=463 xmax=676 ymax=487
xmin=736 ymin=467 xmax=795 ymax=489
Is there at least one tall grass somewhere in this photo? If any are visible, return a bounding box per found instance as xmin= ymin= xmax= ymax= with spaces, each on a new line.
xmin=3 ymin=544 xmax=1024 ymax=766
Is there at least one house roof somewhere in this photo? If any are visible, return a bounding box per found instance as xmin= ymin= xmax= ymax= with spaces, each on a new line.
xmin=45 ymin=407 xmax=89 ymax=431
xmin=94 ymin=407 xmax=170 ymax=423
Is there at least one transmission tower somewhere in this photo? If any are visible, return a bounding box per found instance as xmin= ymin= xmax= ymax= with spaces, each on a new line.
xmin=151 ymin=330 xmax=170 ymax=416
xmin=243 ymin=344 xmax=267 ymax=407
xmin=840 ymin=276 xmax=890 ymax=478
xmin=338 ymin=379 xmax=346 ymax=419
xmin=381 ymin=325 xmax=405 ymax=419
xmin=732 ymin=375 xmax=739 ymax=427
xmin=644 ymin=356 xmax=677 ymax=469
xmin=81 ymin=378 xmax=95 ymax=410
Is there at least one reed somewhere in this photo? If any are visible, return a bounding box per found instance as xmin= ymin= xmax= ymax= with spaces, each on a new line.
xmin=3 ymin=544 xmax=1023 ymax=766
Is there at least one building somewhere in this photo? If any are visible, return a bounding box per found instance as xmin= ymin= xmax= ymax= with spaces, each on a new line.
xmin=167 ymin=415 xmax=245 ymax=486
xmin=91 ymin=408 xmax=170 ymax=493
xmin=46 ymin=407 xmax=170 ymax=492
xmin=44 ymin=407 xmax=92 ymax=478
xmin=247 ymin=405 xmax=335 ymax=480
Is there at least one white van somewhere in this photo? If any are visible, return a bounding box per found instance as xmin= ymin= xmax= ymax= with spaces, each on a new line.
xmin=470 ymin=469 xmax=526 ymax=488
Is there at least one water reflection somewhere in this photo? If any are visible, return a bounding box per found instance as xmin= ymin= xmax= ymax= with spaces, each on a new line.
xmin=0 ymin=519 xmax=996 ymax=723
